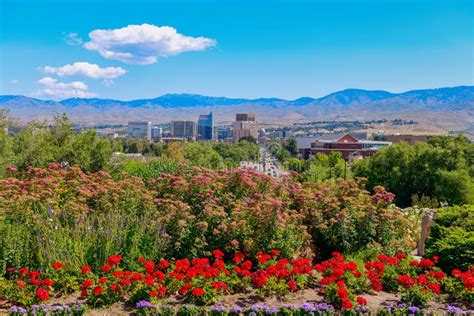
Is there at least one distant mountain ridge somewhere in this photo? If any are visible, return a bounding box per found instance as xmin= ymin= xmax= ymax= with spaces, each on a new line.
xmin=1 ymin=86 xmax=473 ymax=133
xmin=1 ymin=86 xmax=473 ymax=110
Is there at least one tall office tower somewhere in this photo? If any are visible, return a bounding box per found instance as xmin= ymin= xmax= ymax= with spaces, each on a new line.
xmin=151 ymin=126 xmax=163 ymax=142
xmin=233 ymin=113 xmax=258 ymax=142
xmin=170 ymin=120 xmax=197 ymax=140
xmin=197 ymin=112 xmax=213 ymax=140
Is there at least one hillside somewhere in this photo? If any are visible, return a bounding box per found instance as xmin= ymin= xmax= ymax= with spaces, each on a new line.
xmin=1 ymin=86 xmax=473 ymax=133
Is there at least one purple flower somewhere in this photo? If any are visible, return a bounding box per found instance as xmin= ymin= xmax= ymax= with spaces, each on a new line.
xmin=447 ymin=306 xmax=462 ymax=314
xmin=265 ymin=307 xmax=279 ymax=314
xmin=231 ymin=306 xmax=243 ymax=314
xmin=9 ymin=306 xmax=28 ymax=314
xmin=408 ymin=306 xmax=421 ymax=315
xmin=211 ymin=304 xmax=227 ymax=312
xmin=136 ymin=300 xmax=153 ymax=309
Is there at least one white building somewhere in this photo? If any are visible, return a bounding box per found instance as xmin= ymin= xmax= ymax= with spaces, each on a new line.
xmin=128 ymin=121 xmax=152 ymax=141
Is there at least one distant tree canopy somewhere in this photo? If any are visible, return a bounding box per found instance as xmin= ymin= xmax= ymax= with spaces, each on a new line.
xmin=269 ymin=138 xmax=298 ymax=163
xmin=0 ymin=114 xmax=260 ymax=176
xmin=238 ymin=136 xmax=257 ymax=144
xmin=285 ymin=151 xmax=346 ymax=182
xmin=351 ymin=135 xmax=474 ymax=207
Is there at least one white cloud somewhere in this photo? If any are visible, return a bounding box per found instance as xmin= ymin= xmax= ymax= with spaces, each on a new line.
xmin=42 ymin=62 xmax=127 ymax=80
xmin=64 ymin=32 xmax=83 ymax=46
xmin=10 ymin=79 xmax=19 ymax=84
xmin=83 ymin=23 xmax=216 ymax=64
xmin=34 ymin=77 xmax=97 ymax=100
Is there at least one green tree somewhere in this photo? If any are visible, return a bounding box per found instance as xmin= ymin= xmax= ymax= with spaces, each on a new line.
xmin=352 ymin=137 xmax=474 ymax=207
xmin=282 ymin=138 xmax=297 ymax=156
xmin=184 ymin=142 xmax=224 ymax=168
xmin=302 ymin=152 xmax=345 ymax=182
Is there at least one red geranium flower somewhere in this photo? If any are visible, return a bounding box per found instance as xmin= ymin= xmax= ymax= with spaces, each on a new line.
xmin=158 ymin=259 xmax=170 ymax=269
xmin=110 ymin=283 xmax=120 ymax=292
xmin=52 ymin=261 xmax=64 ymax=270
xmin=192 ymin=287 xmax=205 ymax=296
xmin=93 ymin=286 xmax=104 ymax=296
xmin=144 ymin=260 xmax=155 ymax=273
xmin=233 ymin=252 xmax=245 ymax=264
xmin=82 ymin=279 xmax=94 ymax=288
xmin=287 ymin=279 xmax=297 ymax=291
xmin=270 ymin=249 xmax=280 ymax=257
xmin=356 ymin=296 xmax=368 ymax=306
xmin=35 ymin=288 xmax=49 ymax=301
xmin=429 ymin=282 xmax=441 ymax=294
xmin=43 ymin=278 xmax=54 ymax=287
xmin=212 ymin=249 xmax=224 ymax=259
xmin=107 ymin=255 xmax=122 ymax=266
xmin=179 ymin=283 xmax=192 ymax=295
xmin=341 ymin=298 xmax=353 ymax=310
xmin=101 ymin=264 xmax=112 ymax=273
xmin=81 ymin=265 xmax=92 ymax=275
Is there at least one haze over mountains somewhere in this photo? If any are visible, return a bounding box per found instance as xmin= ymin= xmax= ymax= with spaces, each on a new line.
xmin=1 ymin=86 xmax=473 ymax=133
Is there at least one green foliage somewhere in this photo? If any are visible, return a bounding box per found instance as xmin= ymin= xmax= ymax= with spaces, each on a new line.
xmin=0 ymin=167 xmax=165 ymax=272
xmin=184 ymin=143 xmax=224 ymax=169
xmin=351 ymin=136 xmax=474 ymax=207
xmin=2 ymin=114 xmax=112 ymax=173
xmin=425 ymin=205 xmax=474 ymax=272
xmin=284 ymin=152 xmax=346 ymax=182
xmin=112 ymin=158 xmax=182 ymax=180
xmin=302 ymin=152 xmax=346 ymax=182
xmin=212 ymin=141 xmax=259 ymax=167
xmin=400 ymin=284 xmax=433 ymax=307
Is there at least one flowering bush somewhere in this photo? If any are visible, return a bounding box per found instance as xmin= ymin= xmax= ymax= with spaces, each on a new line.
xmin=1 ymin=165 xmax=414 ymax=274
xmin=293 ymin=179 xmax=415 ymax=257
xmin=149 ymin=168 xmax=311 ymax=259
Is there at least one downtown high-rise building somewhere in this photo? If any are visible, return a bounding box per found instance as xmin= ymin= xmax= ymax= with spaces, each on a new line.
xmin=197 ymin=112 xmax=213 ymax=140
xmin=233 ymin=114 xmax=258 ymax=142
xmin=170 ymin=120 xmax=196 ymax=140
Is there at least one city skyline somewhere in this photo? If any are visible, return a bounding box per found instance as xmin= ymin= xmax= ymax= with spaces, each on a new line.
xmin=1 ymin=0 xmax=472 ymax=101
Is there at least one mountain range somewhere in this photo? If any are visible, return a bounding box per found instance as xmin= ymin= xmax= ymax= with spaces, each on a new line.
xmin=1 ymin=86 xmax=473 ymax=133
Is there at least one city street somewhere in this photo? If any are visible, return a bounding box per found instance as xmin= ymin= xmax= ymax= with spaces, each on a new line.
xmin=239 ymin=145 xmax=287 ymax=178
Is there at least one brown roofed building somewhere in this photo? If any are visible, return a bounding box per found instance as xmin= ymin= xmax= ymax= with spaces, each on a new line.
xmin=298 ymin=134 xmax=387 ymax=161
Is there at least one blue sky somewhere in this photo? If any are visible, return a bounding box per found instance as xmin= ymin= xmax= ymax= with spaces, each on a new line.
xmin=0 ymin=0 xmax=472 ymax=100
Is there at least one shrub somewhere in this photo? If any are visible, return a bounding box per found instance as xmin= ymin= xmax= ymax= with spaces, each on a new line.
xmin=0 ymin=165 xmax=413 ymax=273
xmin=425 ymin=205 xmax=474 ymax=272
xmin=294 ymin=179 xmax=414 ymax=257
xmin=149 ymin=168 xmax=312 ymax=259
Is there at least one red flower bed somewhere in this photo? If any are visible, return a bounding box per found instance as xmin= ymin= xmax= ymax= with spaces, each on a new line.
xmin=2 ymin=250 xmax=473 ymax=308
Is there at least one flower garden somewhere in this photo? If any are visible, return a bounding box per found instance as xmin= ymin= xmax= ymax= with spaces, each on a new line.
xmin=0 ymin=165 xmax=473 ymax=315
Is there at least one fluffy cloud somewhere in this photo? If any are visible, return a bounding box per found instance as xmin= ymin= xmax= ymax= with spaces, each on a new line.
xmin=63 ymin=32 xmax=83 ymax=46
xmin=42 ymin=62 xmax=127 ymax=80
xmin=10 ymin=79 xmax=19 ymax=84
xmin=34 ymin=77 xmax=97 ymax=100
xmin=83 ymin=23 xmax=216 ymax=64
